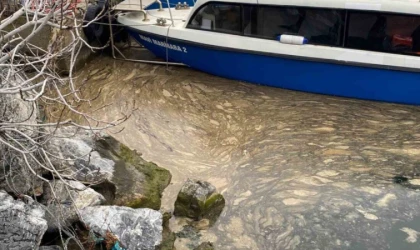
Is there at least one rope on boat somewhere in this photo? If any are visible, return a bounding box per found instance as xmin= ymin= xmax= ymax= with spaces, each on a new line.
xmin=164 ymin=0 xmax=178 ymax=69
xmin=165 ymin=23 xmax=170 ymax=69
xmin=83 ymin=2 xmax=187 ymax=67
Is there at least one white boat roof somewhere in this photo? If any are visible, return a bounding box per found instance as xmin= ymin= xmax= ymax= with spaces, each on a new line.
xmin=193 ymin=0 xmax=420 ymax=15
xmin=113 ymin=0 xmax=155 ymax=11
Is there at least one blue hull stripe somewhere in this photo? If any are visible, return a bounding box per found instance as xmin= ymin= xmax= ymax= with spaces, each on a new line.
xmin=145 ymin=0 xmax=195 ymax=9
xmin=128 ymin=29 xmax=420 ymax=105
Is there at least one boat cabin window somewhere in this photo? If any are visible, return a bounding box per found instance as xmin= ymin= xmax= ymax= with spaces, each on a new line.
xmin=187 ymin=3 xmax=242 ymax=35
xmin=187 ymin=3 xmax=420 ymax=56
xmin=188 ymin=4 xmax=344 ymax=46
xmin=251 ymin=6 xmax=344 ymax=46
xmin=346 ymin=11 xmax=420 ymax=55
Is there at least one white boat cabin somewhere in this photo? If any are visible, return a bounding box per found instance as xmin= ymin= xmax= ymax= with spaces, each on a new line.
xmin=117 ymin=0 xmax=420 ymax=71
xmin=185 ymin=0 xmax=420 ymax=57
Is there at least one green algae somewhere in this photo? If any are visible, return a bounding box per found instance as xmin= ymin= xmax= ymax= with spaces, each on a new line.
xmin=117 ymin=143 xmax=171 ymax=209
xmin=174 ymin=182 xmax=225 ymax=225
xmin=94 ymin=136 xmax=171 ymax=210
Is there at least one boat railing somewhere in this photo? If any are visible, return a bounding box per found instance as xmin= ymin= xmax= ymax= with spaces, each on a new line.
xmin=109 ymin=0 xmax=185 ymax=66
xmin=165 ymin=0 xmax=175 ymax=27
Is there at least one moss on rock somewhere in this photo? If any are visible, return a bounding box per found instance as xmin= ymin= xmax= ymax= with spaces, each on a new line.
xmin=156 ymin=212 xmax=176 ymax=250
xmin=94 ymin=136 xmax=171 ymax=210
xmin=174 ymin=179 xmax=225 ymax=225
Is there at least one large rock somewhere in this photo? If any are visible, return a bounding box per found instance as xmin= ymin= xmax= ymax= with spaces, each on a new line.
xmin=80 ymin=206 xmax=163 ymax=249
xmin=0 ymin=190 xmax=48 ymax=249
xmin=47 ymin=127 xmax=171 ymax=210
xmin=0 ymin=90 xmax=42 ymax=196
xmin=94 ymin=136 xmax=172 ymax=210
xmin=0 ymin=159 xmax=43 ymax=196
xmin=174 ymin=179 xmax=225 ymax=224
xmin=41 ymin=180 xmax=105 ymax=231
xmin=39 ymin=246 xmax=63 ymax=250
xmin=4 ymin=10 xmax=94 ymax=74
xmin=46 ymin=127 xmax=115 ymax=183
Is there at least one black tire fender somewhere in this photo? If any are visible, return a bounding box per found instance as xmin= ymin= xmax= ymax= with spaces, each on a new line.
xmin=83 ymin=1 xmax=110 ymax=46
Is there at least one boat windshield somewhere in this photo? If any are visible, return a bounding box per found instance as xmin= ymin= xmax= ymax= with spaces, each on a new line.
xmin=188 ymin=3 xmax=242 ymax=35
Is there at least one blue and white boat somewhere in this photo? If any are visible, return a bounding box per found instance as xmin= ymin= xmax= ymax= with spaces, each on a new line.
xmin=116 ymin=0 xmax=420 ymax=105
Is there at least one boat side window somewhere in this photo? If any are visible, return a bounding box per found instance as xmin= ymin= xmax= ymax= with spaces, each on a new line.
xmin=249 ymin=6 xmax=344 ymax=46
xmin=346 ymin=11 xmax=420 ymax=55
xmin=242 ymin=5 xmax=258 ymax=36
xmin=187 ymin=3 xmax=242 ymax=35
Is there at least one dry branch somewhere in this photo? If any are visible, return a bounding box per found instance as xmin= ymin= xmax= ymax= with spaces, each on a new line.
xmin=0 ymin=0 xmax=129 ymax=248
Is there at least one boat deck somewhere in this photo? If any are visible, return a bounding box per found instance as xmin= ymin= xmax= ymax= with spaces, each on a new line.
xmin=113 ymin=0 xmax=155 ymax=11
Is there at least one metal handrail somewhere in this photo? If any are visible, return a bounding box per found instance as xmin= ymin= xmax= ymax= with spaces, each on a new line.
xmin=156 ymin=0 xmax=163 ymax=11
xmin=165 ymin=0 xmax=174 ymax=27
xmin=107 ymin=0 xmax=183 ymax=66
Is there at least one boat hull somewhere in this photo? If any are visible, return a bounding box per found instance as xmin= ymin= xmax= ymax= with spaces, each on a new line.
xmin=128 ymin=29 xmax=420 ymax=105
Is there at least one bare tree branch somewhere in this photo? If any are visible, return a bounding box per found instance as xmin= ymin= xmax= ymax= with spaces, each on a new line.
xmin=0 ymin=0 xmax=132 ymax=248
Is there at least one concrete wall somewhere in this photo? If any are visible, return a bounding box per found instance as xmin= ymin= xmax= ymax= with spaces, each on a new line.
xmin=3 ymin=10 xmax=95 ymax=74
xmin=0 ymin=0 xmax=20 ymax=16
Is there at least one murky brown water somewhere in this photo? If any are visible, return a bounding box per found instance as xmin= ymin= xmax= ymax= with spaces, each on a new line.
xmin=74 ymin=55 xmax=420 ymax=249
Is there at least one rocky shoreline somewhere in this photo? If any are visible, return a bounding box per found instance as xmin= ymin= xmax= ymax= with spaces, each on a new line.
xmin=0 ymin=1 xmax=229 ymax=249
xmin=0 ymin=126 xmax=224 ymax=250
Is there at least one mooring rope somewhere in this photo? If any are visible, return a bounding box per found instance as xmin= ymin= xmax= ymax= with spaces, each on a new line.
xmin=165 ymin=23 xmax=171 ymax=69
xmin=102 ymin=4 xmax=186 ymax=67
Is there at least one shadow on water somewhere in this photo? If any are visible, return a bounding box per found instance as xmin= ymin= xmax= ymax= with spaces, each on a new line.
xmin=72 ymin=56 xmax=420 ymax=250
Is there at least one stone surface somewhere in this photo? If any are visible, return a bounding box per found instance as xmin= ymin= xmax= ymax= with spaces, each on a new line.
xmin=46 ymin=127 xmax=115 ymax=183
xmin=41 ymin=180 xmax=105 ymax=231
xmin=3 ymin=16 xmax=51 ymax=53
xmin=39 ymin=246 xmax=63 ymax=250
xmin=47 ymin=127 xmax=171 ymax=210
xmin=194 ymin=242 xmax=215 ymax=250
xmin=174 ymin=225 xmax=202 ymax=248
xmin=73 ymin=151 xmax=115 ymax=182
xmin=0 ymin=88 xmax=42 ymax=196
xmin=94 ymin=136 xmax=172 ymax=210
xmin=0 ymin=190 xmax=48 ymax=249
xmin=174 ymin=179 xmax=225 ymax=223
xmin=90 ymin=179 xmax=117 ymax=205
xmin=4 ymin=11 xmax=94 ymax=74
xmin=80 ymin=206 xmax=163 ymax=249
